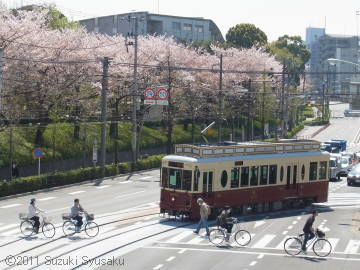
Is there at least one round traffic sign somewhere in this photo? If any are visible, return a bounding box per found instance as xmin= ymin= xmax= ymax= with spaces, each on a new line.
xmin=144 ymin=88 xmax=156 ymax=99
xmin=156 ymin=88 xmax=169 ymax=100
xmin=33 ymin=148 xmax=44 ymax=158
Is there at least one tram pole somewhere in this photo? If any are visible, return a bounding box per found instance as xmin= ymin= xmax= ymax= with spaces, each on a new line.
xmin=218 ymin=53 xmax=223 ymax=144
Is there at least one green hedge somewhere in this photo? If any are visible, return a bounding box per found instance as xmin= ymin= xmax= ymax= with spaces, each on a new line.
xmin=304 ymin=118 xmax=329 ymax=126
xmin=286 ymin=122 xmax=305 ymax=138
xmin=0 ymin=154 xmax=164 ymax=197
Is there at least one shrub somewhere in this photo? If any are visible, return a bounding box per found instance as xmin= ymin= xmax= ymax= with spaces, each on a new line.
xmin=0 ymin=154 xmax=165 ymax=197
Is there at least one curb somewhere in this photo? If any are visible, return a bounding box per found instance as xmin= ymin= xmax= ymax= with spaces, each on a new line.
xmin=311 ymin=124 xmax=330 ymax=138
xmin=0 ymin=168 xmax=159 ymax=201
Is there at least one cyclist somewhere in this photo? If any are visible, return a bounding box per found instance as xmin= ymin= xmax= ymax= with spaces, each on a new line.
xmin=27 ymin=198 xmax=45 ymax=234
xmin=302 ymin=210 xmax=318 ymax=253
xmin=71 ymin=199 xmax=87 ymax=233
xmin=217 ymin=206 xmax=235 ymax=242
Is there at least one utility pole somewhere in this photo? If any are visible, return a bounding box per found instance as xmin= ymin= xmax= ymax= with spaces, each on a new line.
xmin=218 ymin=53 xmax=223 ymax=143
xmin=262 ymin=77 xmax=266 ymax=140
xmin=166 ymin=55 xmax=173 ymax=154
xmin=131 ymin=17 xmax=139 ymax=164
xmin=281 ymin=60 xmax=286 ymax=138
xmin=100 ymin=57 xmax=110 ymax=178
xmin=246 ymin=79 xmax=252 ymax=141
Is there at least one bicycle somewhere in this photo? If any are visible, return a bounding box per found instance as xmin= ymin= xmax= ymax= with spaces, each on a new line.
xmin=62 ymin=213 xmax=99 ymax=237
xmin=209 ymin=217 xmax=251 ymax=246
xmin=19 ymin=213 xmax=56 ymax=238
xmin=284 ymin=228 xmax=332 ymax=257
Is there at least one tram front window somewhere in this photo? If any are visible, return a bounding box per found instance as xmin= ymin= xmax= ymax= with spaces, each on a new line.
xmin=162 ymin=167 xmax=192 ymax=191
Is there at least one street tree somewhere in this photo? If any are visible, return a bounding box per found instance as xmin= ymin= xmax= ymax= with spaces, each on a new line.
xmin=226 ymin=23 xmax=268 ymax=49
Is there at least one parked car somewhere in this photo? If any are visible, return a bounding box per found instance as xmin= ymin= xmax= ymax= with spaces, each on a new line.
xmin=347 ymin=164 xmax=360 ymax=186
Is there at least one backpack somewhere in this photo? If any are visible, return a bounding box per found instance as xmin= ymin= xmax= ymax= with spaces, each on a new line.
xmin=204 ymin=204 xmax=211 ymax=217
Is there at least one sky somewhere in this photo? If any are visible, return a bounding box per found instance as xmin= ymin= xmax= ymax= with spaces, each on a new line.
xmin=3 ymin=0 xmax=360 ymax=42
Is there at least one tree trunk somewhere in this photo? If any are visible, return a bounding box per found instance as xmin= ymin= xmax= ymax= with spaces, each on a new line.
xmin=191 ymin=115 xmax=195 ymax=144
xmin=35 ymin=125 xmax=45 ymax=146
xmin=73 ymin=122 xmax=80 ymax=140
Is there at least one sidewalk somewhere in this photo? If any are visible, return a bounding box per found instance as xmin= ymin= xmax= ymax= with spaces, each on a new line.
xmin=294 ymin=107 xmax=329 ymax=140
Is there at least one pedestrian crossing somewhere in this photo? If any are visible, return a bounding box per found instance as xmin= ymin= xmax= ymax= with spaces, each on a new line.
xmin=159 ymin=231 xmax=360 ymax=255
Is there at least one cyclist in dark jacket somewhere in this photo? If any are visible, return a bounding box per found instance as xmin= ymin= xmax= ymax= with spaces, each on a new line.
xmin=217 ymin=206 xmax=234 ymax=241
xmin=302 ymin=210 xmax=318 ymax=252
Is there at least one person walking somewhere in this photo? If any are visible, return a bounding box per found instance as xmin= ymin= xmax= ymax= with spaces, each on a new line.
xmin=193 ymin=198 xmax=210 ymax=236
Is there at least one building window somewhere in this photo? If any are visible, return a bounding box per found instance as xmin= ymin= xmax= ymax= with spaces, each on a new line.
xmin=309 ymin=162 xmax=318 ymax=181
xmin=319 ymin=161 xmax=327 ymax=180
xmin=183 ymin=23 xmax=192 ymax=31
xmin=221 ymin=170 xmax=228 ymax=188
xmin=241 ymin=167 xmax=249 ymax=187
xmin=231 ymin=168 xmax=239 ymax=188
xmin=172 ymin=22 xmax=181 ymax=31
xmin=195 ymin=25 xmax=203 ymax=32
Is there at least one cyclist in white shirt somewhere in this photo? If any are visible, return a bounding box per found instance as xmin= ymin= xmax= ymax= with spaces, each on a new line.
xmin=27 ymin=198 xmax=44 ymax=233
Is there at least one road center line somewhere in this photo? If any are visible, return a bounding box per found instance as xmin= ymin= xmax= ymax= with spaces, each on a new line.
xmin=166 ymin=256 xmax=175 ymax=262
xmin=153 ymin=264 xmax=163 ymax=270
xmin=0 ymin=204 xmax=22 ymax=209
xmin=68 ymin=191 xmax=85 ymax=195
xmin=115 ymin=190 xmax=146 ymax=199
xmin=38 ymin=197 xmax=56 ymax=201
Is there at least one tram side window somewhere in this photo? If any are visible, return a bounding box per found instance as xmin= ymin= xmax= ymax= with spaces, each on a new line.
xmin=203 ymin=172 xmax=208 ymax=192
xmin=231 ymin=168 xmax=240 ymax=188
xmin=286 ymin=166 xmax=291 ymax=186
xmin=319 ymin=161 xmax=327 ymax=180
xmin=260 ymin=165 xmax=268 ymax=185
xmin=269 ymin=165 xmax=277 ymax=184
xmin=193 ymin=169 xmax=200 ymax=191
xmin=241 ymin=167 xmax=249 ymax=187
xmin=309 ymin=162 xmax=318 ymax=181
xmin=162 ymin=168 xmax=168 ymax=187
xmin=183 ymin=170 xmax=192 ymax=191
xmin=203 ymin=172 xmax=213 ymax=192
xmin=250 ymin=166 xmax=259 ymax=186
xmin=169 ymin=169 xmax=182 ymax=189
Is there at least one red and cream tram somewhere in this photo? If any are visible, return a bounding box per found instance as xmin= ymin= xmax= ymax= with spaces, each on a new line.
xmin=160 ymin=140 xmax=329 ymax=219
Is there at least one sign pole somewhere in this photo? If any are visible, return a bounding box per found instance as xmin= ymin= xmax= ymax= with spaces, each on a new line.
xmin=38 ymin=157 xmax=41 ymax=176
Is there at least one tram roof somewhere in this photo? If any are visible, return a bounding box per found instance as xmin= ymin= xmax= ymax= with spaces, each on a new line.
xmin=163 ymin=151 xmax=328 ymax=164
xmin=174 ymin=139 xmax=321 ymax=158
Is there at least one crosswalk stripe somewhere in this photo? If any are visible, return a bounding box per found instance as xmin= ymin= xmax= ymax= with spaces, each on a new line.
xmin=1 ymin=228 xmax=20 ymax=236
xmin=68 ymin=191 xmax=85 ymax=195
xmin=276 ymin=236 xmax=294 ymax=249
xmin=344 ymin=240 xmax=360 ymax=254
xmin=96 ymin=185 xmax=110 ymax=189
xmin=166 ymin=230 xmax=193 ymax=243
xmin=0 ymin=224 xmax=18 ymax=232
xmin=327 ymin=238 xmax=339 ymax=252
xmin=187 ymin=232 xmax=208 ymax=244
xmin=38 ymin=197 xmax=56 ymax=201
xmin=252 ymin=234 xmax=276 ymax=249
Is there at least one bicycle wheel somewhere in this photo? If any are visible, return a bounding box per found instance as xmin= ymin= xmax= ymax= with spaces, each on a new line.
xmin=20 ymin=221 xmax=34 ymax=237
xmin=42 ymin=223 xmax=56 ymax=238
xmin=234 ymin=230 xmax=251 ymax=246
xmin=313 ymin=238 xmax=332 ymax=257
xmin=284 ymin=237 xmax=302 ymax=256
xmin=209 ymin=229 xmax=225 ymax=245
xmin=85 ymin=222 xmax=99 ymax=237
xmin=62 ymin=221 xmax=76 ymax=236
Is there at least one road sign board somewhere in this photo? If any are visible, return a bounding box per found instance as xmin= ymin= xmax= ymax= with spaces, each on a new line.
xmin=156 ymin=100 xmax=169 ymax=105
xmin=144 ymin=88 xmax=156 ymax=99
xmin=156 ymin=88 xmax=169 ymax=100
xmin=32 ymin=148 xmax=44 ymax=158
xmin=144 ymin=100 xmax=156 ymax=105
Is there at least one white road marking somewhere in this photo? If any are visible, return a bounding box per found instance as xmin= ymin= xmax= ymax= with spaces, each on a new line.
xmin=293 ymin=220 xmax=298 ymax=224
xmin=344 ymin=240 xmax=360 ymax=254
xmin=0 ymin=224 xmax=18 ymax=232
xmin=138 ymin=176 xmax=152 ymax=180
xmin=153 ymin=264 xmax=163 ymax=270
xmin=249 ymin=261 xmax=257 ymax=266
xmin=187 ymin=232 xmax=207 ymax=245
xmin=166 ymin=256 xmax=175 ymax=262
xmin=257 ymin=254 xmax=264 ymax=259
xmin=297 ymin=217 xmax=301 ymax=220
xmin=254 ymin=220 xmax=266 ymax=228
xmin=96 ymin=185 xmax=110 ymax=189
xmin=276 ymin=236 xmax=293 ymax=249
xmin=115 ymin=190 xmax=146 ymax=199
xmin=68 ymin=191 xmax=85 ymax=195
xmin=166 ymin=230 xmax=193 ymax=243
xmin=327 ymin=238 xmax=339 ymax=252
xmin=119 ymin=181 xmax=131 ymax=184
xmin=252 ymin=234 xmax=276 ymax=249
xmin=282 ymin=231 xmax=288 ymax=235
xmin=0 ymin=204 xmax=22 ymax=209
xmin=38 ymin=197 xmax=56 ymax=201
xmin=1 ymin=228 xmax=20 ymax=236
xmin=178 ymin=248 xmax=187 ymax=254
xmin=287 ymin=225 xmax=293 ymax=230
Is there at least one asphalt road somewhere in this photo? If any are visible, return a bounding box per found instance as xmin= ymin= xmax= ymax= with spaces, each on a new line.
xmin=0 ymin=102 xmax=360 ymax=270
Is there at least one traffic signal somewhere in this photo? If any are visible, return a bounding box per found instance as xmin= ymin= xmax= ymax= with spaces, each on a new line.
xmin=306 ymin=104 xmax=312 ymax=107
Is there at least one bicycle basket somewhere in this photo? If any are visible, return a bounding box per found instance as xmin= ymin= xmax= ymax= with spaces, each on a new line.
xmin=86 ymin=214 xmax=94 ymax=221
xmin=316 ymin=229 xmax=325 ymax=238
xmin=43 ymin=216 xmax=52 ymax=223
xmin=62 ymin=213 xmax=72 ymax=220
xmin=19 ymin=213 xmax=28 ymax=220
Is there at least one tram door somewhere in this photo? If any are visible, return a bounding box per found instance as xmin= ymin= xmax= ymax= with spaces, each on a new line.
xmin=202 ymin=171 xmax=213 ymax=193
xmin=286 ymin=164 xmax=299 ymax=193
